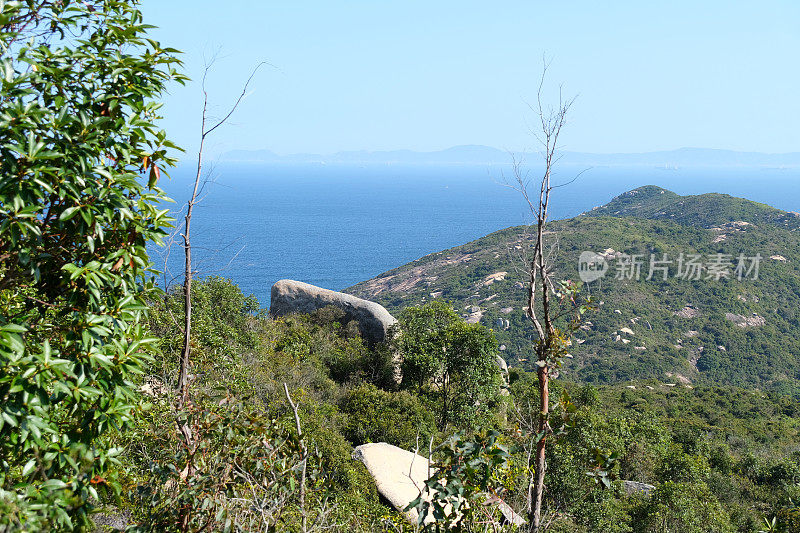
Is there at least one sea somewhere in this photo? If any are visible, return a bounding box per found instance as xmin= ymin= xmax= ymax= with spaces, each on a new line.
xmin=151 ymin=163 xmax=800 ymax=306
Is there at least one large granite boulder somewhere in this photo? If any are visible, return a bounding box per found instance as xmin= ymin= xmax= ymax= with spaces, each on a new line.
xmin=269 ymin=279 xmax=397 ymax=345
xmin=353 ymin=442 xmax=429 ymax=523
xmin=353 ymin=442 xmax=526 ymax=526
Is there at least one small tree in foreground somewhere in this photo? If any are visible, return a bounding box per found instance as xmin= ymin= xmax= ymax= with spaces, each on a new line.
xmin=0 ymin=1 xmax=184 ymax=529
xmin=177 ymin=61 xmax=264 ymax=405
xmin=505 ymin=64 xmax=592 ymax=530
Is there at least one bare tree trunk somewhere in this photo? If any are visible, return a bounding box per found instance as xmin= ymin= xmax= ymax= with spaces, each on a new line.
xmin=506 ymin=60 xmax=574 ymax=532
xmin=531 ymin=122 xmax=557 ymax=531
xmin=284 ymin=383 xmax=308 ymax=533
xmin=174 ymin=62 xmax=265 ymax=531
xmin=531 ymin=352 xmax=549 ymax=528
xmin=177 ymin=145 xmax=203 ymax=406
xmin=176 ymin=62 xmax=265 ymax=406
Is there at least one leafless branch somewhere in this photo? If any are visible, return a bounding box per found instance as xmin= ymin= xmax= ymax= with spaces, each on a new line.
xmin=284 ymin=383 xmax=308 ymax=533
xmin=503 ymin=57 xmax=583 ymax=532
xmin=178 ymin=60 xmax=266 ymax=404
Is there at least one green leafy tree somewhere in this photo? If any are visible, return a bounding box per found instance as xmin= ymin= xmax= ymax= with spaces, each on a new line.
xmin=338 ymin=382 xmax=435 ymax=449
xmin=407 ymin=429 xmax=513 ymax=532
xmin=0 ymin=1 xmax=184 ymax=529
xmin=638 ymin=481 xmax=734 ymax=533
xmin=393 ymin=301 xmax=501 ymax=429
xmin=393 ymin=300 xmax=462 ymax=394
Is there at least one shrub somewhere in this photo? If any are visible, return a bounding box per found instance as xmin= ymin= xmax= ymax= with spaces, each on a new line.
xmin=339 ymin=383 xmax=435 ymax=450
xmin=637 ymin=481 xmax=734 ymax=533
xmin=130 ymin=393 xmax=317 ymax=532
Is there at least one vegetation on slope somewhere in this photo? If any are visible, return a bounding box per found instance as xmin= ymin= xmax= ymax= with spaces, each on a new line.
xmin=583 ymin=185 xmax=800 ymax=230
xmin=125 ymin=277 xmax=799 ymax=532
xmin=347 ymin=187 xmax=800 ymax=397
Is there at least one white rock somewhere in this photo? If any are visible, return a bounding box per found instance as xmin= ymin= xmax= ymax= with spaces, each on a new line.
xmin=352 ymin=443 xmax=429 ymax=523
xmin=622 ymin=480 xmax=655 ymax=497
xmin=353 ymin=443 xmax=525 ymax=526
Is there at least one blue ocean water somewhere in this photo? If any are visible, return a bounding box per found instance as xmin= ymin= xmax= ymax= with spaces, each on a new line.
xmin=151 ymin=163 xmax=800 ymax=306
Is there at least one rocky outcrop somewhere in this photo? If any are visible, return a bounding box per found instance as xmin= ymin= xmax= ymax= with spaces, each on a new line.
xmin=675 ymin=305 xmax=702 ymax=319
xmin=622 ymin=480 xmax=655 ymax=497
xmin=463 ymin=305 xmax=483 ymax=324
xmin=496 ymin=354 xmax=511 ymax=396
xmin=270 ymin=279 xmax=397 ymax=344
xmin=725 ymin=312 xmax=766 ymax=328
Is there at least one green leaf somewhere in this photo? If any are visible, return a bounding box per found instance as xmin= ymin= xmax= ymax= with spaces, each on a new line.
xmin=59 ymin=206 xmax=80 ymax=221
xmin=22 ymin=459 xmax=36 ymax=477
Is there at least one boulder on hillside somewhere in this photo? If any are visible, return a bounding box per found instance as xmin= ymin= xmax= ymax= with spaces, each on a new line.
xmin=725 ymin=312 xmax=766 ymax=328
xmin=269 ymin=279 xmax=397 ymax=345
xmin=353 ymin=442 xmax=429 ymax=523
xmin=353 ymin=442 xmax=526 ymax=526
xmin=496 ymin=354 xmax=511 ymax=396
xmin=622 ymin=480 xmax=655 ymax=497
xmin=495 ymin=354 xmax=509 ymax=374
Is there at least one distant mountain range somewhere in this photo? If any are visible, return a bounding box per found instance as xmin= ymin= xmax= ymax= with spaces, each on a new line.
xmin=221 ymin=145 xmax=800 ymax=168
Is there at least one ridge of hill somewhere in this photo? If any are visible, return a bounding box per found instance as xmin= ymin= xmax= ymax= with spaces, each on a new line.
xmin=584 ymin=185 xmax=800 ymax=229
xmin=346 ymin=186 xmax=800 ymax=397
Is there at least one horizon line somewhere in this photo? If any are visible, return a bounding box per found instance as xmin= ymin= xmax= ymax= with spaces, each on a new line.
xmin=221 ymin=145 xmax=800 ymax=158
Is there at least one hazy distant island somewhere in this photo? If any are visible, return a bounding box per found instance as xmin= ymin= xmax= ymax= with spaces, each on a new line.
xmin=221 ymin=144 xmax=800 ymax=169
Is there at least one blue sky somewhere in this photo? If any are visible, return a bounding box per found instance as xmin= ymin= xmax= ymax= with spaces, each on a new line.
xmin=140 ymin=1 xmax=800 ymax=159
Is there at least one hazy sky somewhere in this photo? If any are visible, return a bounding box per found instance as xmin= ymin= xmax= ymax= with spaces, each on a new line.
xmin=140 ymin=1 xmax=800 ymax=159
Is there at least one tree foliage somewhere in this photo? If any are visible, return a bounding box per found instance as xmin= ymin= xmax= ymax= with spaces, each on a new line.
xmin=130 ymin=391 xmax=319 ymax=533
xmin=0 ymin=1 xmax=184 ymax=528
xmin=407 ymin=429 xmax=512 ymax=531
xmin=393 ymin=301 xmax=501 ymax=429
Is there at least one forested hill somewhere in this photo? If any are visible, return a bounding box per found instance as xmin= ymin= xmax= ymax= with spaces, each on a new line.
xmin=346 ymin=186 xmax=800 ymax=397
xmin=584 ymin=185 xmax=800 ymax=229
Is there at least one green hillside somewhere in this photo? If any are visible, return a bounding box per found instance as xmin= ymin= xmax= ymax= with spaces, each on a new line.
xmin=347 ymin=186 xmax=800 ymax=396
xmin=584 ymin=185 xmax=800 ymax=229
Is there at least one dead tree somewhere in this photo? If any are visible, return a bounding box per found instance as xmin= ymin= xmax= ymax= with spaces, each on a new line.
xmin=506 ymin=62 xmax=576 ymax=531
xmin=177 ymin=62 xmax=264 ymax=405
xmin=173 ymin=61 xmax=265 ymax=532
